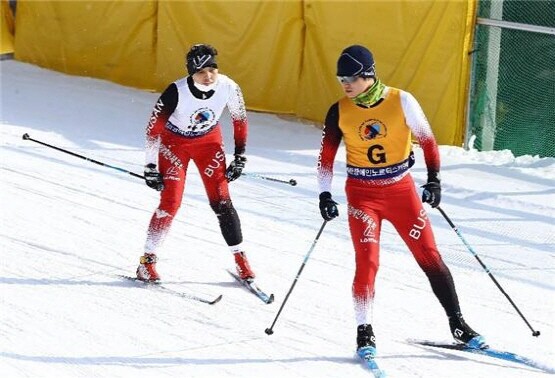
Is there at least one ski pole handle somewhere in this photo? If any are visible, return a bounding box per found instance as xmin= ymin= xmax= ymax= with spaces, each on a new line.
xmin=22 ymin=133 xmax=145 ymax=180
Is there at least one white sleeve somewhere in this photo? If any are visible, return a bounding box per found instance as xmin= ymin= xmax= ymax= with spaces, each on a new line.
xmin=145 ymin=135 xmax=160 ymax=166
xmin=226 ymin=80 xmax=247 ymax=122
xmin=400 ymin=89 xmax=441 ymax=174
xmin=400 ymin=90 xmax=435 ymax=140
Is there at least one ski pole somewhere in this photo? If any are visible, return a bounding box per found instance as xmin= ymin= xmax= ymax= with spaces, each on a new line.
xmin=22 ymin=133 xmax=145 ymax=180
xmin=243 ymin=172 xmax=297 ymax=186
xmin=265 ymin=220 xmax=327 ymax=335
xmin=436 ymin=205 xmax=540 ymax=337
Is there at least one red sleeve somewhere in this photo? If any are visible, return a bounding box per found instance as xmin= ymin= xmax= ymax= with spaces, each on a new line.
xmin=419 ymin=136 xmax=440 ymax=180
xmin=317 ymin=103 xmax=343 ymax=193
xmin=232 ymin=118 xmax=248 ymax=155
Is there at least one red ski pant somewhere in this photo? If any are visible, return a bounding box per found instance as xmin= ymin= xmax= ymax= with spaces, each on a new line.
xmin=145 ymin=128 xmax=242 ymax=253
xmin=346 ymin=174 xmax=459 ymax=320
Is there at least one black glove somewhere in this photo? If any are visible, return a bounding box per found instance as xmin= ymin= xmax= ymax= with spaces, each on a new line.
xmin=144 ymin=163 xmax=164 ymax=191
xmin=421 ymin=171 xmax=441 ymax=208
xmin=319 ymin=191 xmax=339 ymax=221
xmin=226 ymin=154 xmax=247 ymax=182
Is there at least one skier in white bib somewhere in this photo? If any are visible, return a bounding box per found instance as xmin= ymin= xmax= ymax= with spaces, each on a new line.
xmin=136 ymin=44 xmax=255 ymax=282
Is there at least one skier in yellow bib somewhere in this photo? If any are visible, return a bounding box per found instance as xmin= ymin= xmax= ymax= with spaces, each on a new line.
xmin=317 ymin=44 xmax=487 ymax=358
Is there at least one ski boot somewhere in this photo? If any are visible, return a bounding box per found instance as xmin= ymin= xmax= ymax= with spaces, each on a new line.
xmin=449 ymin=312 xmax=487 ymax=349
xmin=136 ymin=253 xmax=160 ymax=282
xmin=234 ymin=252 xmax=255 ymax=280
xmin=356 ymin=324 xmax=377 ymax=358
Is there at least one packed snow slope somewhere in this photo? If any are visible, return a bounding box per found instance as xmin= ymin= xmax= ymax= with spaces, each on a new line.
xmin=1 ymin=60 xmax=554 ymax=378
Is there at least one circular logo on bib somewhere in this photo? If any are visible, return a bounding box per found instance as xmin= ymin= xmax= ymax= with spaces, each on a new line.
xmin=359 ymin=119 xmax=387 ymax=140
xmin=189 ymin=107 xmax=216 ymax=132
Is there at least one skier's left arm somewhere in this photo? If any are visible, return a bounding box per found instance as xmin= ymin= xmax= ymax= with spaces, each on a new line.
xmin=401 ymin=90 xmax=441 ymax=207
xmin=225 ymin=82 xmax=248 ymax=182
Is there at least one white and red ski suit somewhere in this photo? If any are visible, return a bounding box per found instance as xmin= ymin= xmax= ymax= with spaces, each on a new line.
xmin=144 ymin=74 xmax=248 ymax=254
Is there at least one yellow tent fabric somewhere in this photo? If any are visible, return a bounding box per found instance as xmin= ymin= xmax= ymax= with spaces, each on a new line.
xmin=12 ymin=0 xmax=476 ymax=146
xmin=14 ymin=1 xmax=158 ymax=89
xmin=298 ymin=0 xmax=476 ymax=146
xmin=156 ymin=1 xmax=304 ymax=114
xmin=1 ymin=0 xmax=14 ymax=55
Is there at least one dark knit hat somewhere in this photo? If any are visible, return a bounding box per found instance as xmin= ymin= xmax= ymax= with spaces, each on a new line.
xmin=186 ymin=44 xmax=218 ymax=75
xmin=336 ymin=45 xmax=376 ymax=78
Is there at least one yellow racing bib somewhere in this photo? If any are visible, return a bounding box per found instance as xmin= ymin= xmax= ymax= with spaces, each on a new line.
xmin=338 ymin=88 xmax=412 ymax=180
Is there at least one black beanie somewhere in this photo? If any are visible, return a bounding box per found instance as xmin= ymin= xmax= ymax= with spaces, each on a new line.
xmin=336 ymin=45 xmax=376 ymax=78
xmin=186 ymin=44 xmax=218 ymax=75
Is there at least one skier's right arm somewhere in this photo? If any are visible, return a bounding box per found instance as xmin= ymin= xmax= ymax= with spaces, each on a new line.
xmin=317 ymin=103 xmax=342 ymax=220
xmin=144 ymin=84 xmax=178 ymax=191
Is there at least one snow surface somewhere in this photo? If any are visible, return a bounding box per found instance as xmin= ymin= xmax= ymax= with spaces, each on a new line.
xmin=1 ymin=60 xmax=554 ymax=378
